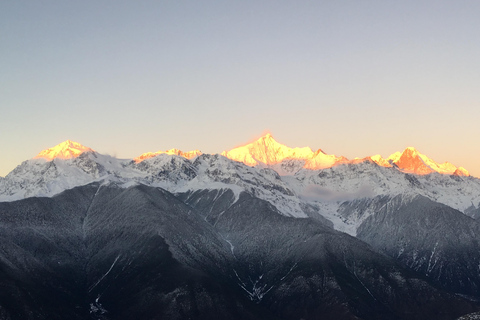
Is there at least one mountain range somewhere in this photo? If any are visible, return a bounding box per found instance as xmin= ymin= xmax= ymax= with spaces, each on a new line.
xmin=1 ymin=134 xmax=480 ymax=319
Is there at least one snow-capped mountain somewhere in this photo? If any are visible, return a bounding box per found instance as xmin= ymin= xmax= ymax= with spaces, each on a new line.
xmin=1 ymin=136 xmax=479 ymax=227
xmin=34 ymin=140 xmax=94 ymax=160
xmin=0 ymin=140 xmax=307 ymax=217
xmin=132 ymin=152 xmax=307 ymax=217
xmin=371 ymin=146 xmax=470 ymax=176
xmin=0 ymin=142 xmax=137 ymax=200
xmin=222 ymin=134 xmax=470 ymax=177
xmin=2 ymin=136 xmax=480 ymax=319
xmin=221 ymin=133 xmax=347 ymax=175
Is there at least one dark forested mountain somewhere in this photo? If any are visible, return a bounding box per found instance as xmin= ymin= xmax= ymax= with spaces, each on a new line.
xmin=0 ymin=183 xmax=477 ymax=320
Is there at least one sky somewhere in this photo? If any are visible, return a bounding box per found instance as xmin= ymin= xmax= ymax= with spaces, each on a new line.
xmin=1 ymin=1 xmax=479 ymax=177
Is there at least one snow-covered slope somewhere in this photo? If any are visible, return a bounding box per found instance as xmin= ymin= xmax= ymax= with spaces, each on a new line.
xmin=289 ymin=159 xmax=480 ymax=234
xmin=130 ymin=153 xmax=307 ymax=217
xmin=0 ymin=150 xmax=138 ymax=200
xmin=0 ymin=141 xmax=307 ymax=217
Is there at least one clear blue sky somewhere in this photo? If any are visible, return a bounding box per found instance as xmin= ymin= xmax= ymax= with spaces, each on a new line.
xmin=1 ymin=1 xmax=480 ymax=177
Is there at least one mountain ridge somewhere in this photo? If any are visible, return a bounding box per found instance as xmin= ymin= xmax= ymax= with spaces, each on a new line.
xmin=134 ymin=148 xmax=202 ymax=163
xmin=1 ymin=135 xmax=479 ymax=235
xmin=25 ymin=134 xmax=471 ymax=177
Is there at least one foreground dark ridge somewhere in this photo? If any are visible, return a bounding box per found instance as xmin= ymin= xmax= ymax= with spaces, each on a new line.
xmin=0 ymin=183 xmax=478 ymax=320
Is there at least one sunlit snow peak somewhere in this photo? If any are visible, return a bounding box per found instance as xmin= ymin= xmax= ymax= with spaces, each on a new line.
xmin=134 ymin=148 xmax=202 ymax=163
xmin=369 ymin=154 xmax=393 ymax=168
xmin=221 ymin=133 xmax=311 ymax=166
xmin=454 ymin=167 xmax=470 ymax=177
xmin=384 ymin=146 xmax=469 ymax=176
xmin=24 ymin=135 xmax=472 ymax=179
xmin=34 ymin=140 xmax=94 ymax=160
xmin=221 ymin=133 xmax=347 ymax=172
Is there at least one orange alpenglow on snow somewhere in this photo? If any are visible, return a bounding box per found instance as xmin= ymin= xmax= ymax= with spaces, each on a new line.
xmin=369 ymin=155 xmax=393 ymax=167
xmin=134 ymin=149 xmax=202 ymax=163
xmin=222 ymin=134 xmax=471 ymax=176
xmin=453 ymin=167 xmax=470 ymax=177
xmin=221 ymin=133 xmax=347 ymax=170
xmin=34 ymin=140 xmax=94 ymax=160
xmin=370 ymin=147 xmax=470 ymax=176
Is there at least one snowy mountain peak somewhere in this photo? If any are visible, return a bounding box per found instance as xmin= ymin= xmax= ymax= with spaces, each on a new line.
xmin=454 ymin=167 xmax=470 ymax=177
xmin=386 ymin=146 xmax=465 ymax=176
xmin=263 ymin=132 xmax=273 ymax=139
xmin=404 ymin=146 xmax=420 ymax=155
xmin=134 ymin=148 xmax=202 ymax=163
xmin=370 ymin=155 xmax=393 ymax=167
xmin=34 ymin=140 xmax=94 ymax=161
xmin=389 ymin=147 xmax=434 ymax=175
xmin=220 ymin=133 xmax=348 ymax=173
xmin=221 ymin=133 xmax=313 ymax=166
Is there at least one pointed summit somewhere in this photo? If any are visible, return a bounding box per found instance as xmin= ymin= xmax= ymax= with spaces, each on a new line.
xmin=391 ymin=147 xmax=434 ymax=175
xmin=263 ymin=132 xmax=273 ymax=139
xmin=386 ymin=147 xmax=465 ymax=175
xmin=369 ymin=154 xmax=393 ymax=168
xmin=221 ymin=133 xmax=313 ymax=166
xmin=404 ymin=146 xmax=420 ymax=155
xmin=34 ymin=140 xmax=94 ymax=160
xmin=221 ymin=133 xmax=348 ymax=173
xmin=453 ymin=167 xmax=470 ymax=177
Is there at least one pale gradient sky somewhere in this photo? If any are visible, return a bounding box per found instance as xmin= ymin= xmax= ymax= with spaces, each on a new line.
xmin=1 ymin=1 xmax=480 ymax=177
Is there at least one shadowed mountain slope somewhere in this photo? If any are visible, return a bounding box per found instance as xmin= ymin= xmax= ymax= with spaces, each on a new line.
xmin=357 ymin=195 xmax=480 ymax=297
xmin=0 ymin=184 xmax=478 ymax=319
